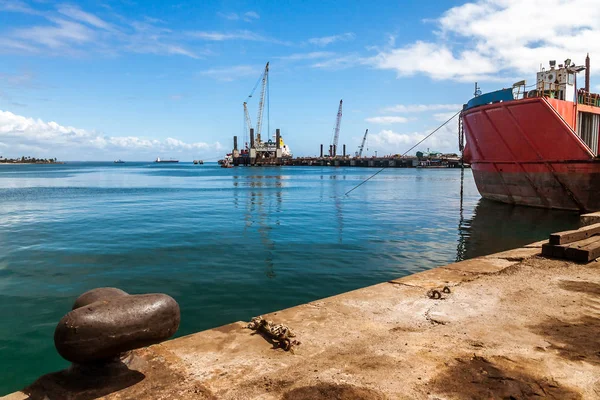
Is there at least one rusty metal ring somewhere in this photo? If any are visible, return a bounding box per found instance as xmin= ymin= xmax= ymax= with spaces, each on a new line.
xmin=442 ymin=286 xmax=451 ymax=294
xmin=428 ymin=290 xmax=442 ymax=299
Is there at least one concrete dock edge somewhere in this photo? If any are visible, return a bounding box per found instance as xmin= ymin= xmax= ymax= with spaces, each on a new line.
xmin=4 ymin=243 xmax=600 ymax=399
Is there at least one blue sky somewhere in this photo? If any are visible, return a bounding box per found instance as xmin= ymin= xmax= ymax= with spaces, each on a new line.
xmin=0 ymin=0 xmax=598 ymax=161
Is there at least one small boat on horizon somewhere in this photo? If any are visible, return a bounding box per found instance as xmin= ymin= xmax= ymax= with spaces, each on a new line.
xmin=155 ymin=157 xmax=179 ymax=163
xmin=193 ymin=160 xmax=204 ymax=165
xmin=114 ymin=159 xmax=125 ymax=164
xmin=218 ymin=153 xmax=233 ymax=166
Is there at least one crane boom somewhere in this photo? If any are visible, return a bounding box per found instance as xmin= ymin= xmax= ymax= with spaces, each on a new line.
xmin=358 ymin=129 xmax=368 ymax=157
xmin=243 ymin=102 xmax=252 ymax=133
xmin=255 ymin=62 xmax=269 ymax=142
xmin=331 ymin=99 xmax=343 ymax=156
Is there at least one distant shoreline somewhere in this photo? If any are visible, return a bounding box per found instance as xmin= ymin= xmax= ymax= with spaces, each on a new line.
xmin=0 ymin=162 xmax=64 ymax=165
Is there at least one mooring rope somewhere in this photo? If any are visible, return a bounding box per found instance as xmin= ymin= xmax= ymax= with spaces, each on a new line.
xmin=344 ymin=110 xmax=461 ymax=196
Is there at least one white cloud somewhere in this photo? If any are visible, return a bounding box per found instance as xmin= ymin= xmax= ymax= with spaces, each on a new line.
xmin=365 ymin=116 xmax=408 ymax=125
xmin=217 ymin=11 xmax=259 ymax=22
xmin=369 ymin=125 xmax=457 ymax=154
xmin=14 ymin=18 xmax=95 ymax=49
xmin=369 ymin=0 xmax=600 ymax=82
xmin=382 ymin=104 xmax=462 ymax=113
xmin=243 ymin=11 xmax=260 ymax=22
xmin=0 ymin=38 xmax=39 ymax=53
xmin=387 ymin=35 xmax=396 ymax=47
xmin=0 ymin=0 xmax=39 ymax=15
xmin=187 ymin=30 xmax=288 ymax=45
xmin=278 ymin=51 xmax=335 ymax=61
xmin=0 ymin=110 xmax=221 ymax=159
xmin=369 ymin=41 xmax=497 ymax=81
xmin=308 ymin=32 xmax=355 ymax=47
xmin=370 ymin=129 xmax=423 ymax=147
xmin=0 ymin=4 xmax=200 ymax=58
xmin=188 ymin=30 xmax=262 ymax=41
xmin=200 ymin=65 xmax=259 ymax=81
xmin=126 ymin=21 xmax=201 ymax=59
xmin=57 ymin=4 xmax=114 ymax=31
xmin=311 ymin=54 xmax=360 ymax=70
xmin=217 ymin=12 xmax=239 ymax=21
xmin=433 ymin=112 xmax=459 ymax=122
xmin=0 ymin=71 xmax=36 ymax=88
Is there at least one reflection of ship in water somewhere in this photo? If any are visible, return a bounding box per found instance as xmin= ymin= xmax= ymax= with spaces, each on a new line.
xmin=456 ymin=198 xmax=580 ymax=261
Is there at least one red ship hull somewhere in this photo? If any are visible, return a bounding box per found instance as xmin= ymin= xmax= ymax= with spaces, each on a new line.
xmin=463 ymin=97 xmax=600 ymax=212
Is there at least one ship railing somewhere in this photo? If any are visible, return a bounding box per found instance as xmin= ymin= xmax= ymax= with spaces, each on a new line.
xmin=512 ymin=80 xmax=538 ymax=100
xmin=577 ymin=89 xmax=600 ymax=107
xmin=531 ymin=81 xmax=562 ymax=100
xmin=512 ymin=80 xmax=527 ymax=99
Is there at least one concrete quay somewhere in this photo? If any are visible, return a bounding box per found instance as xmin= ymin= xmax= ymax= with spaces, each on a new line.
xmin=4 ymin=242 xmax=600 ymax=399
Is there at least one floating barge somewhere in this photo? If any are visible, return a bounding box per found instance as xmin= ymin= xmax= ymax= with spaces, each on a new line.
xmin=232 ymin=155 xmax=466 ymax=168
xmin=229 ymin=130 xmax=466 ymax=168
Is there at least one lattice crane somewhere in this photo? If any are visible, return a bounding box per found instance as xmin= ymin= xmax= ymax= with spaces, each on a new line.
xmin=255 ymin=62 xmax=269 ymax=143
xmin=243 ymin=102 xmax=252 ymax=137
xmin=357 ymin=129 xmax=368 ymax=157
xmin=331 ymin=99 xmax=343 ymax=157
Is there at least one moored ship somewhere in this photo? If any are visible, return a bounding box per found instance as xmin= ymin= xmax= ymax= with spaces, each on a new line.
xmin=155 ymin=157 xmax=179 ymax=163
xmin=461 ymin=54 xmax=600 ymax=212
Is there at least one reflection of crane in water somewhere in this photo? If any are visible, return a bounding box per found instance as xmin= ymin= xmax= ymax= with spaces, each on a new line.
xmin=243 ymin=174 xmax=283 ymax=278
xmin=331 ymin=173 xmax=344 ymax=243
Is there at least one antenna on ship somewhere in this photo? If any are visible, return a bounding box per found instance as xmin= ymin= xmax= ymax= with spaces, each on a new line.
xmin=474 ymin=82 xmax=481 ymax=97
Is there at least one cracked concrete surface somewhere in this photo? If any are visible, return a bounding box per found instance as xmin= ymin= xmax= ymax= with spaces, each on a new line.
xmin=4 ymin=245 xmax=600 ymax=399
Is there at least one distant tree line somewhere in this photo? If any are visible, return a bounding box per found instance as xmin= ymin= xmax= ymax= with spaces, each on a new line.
xmin=0 ymin=156 xmax=59 ymax=164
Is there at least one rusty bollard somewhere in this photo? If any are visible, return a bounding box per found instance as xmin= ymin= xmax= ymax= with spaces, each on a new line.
xmin=54 ymin=287 xmax=180 ymax=364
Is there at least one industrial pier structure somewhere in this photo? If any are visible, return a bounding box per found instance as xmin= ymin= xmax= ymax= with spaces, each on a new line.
xmin=229 ymin=130 xmax=463 ymax=168
xmin=228 ymin=61 xmax=465 ymax=168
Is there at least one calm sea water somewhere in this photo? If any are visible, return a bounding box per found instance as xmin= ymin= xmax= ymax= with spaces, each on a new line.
xmin=0 ymin=162 xmax=580 ymax=394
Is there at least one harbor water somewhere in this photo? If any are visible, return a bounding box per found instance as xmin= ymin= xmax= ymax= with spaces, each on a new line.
xmin=0 ymin=163 xmax=580 ymax=395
